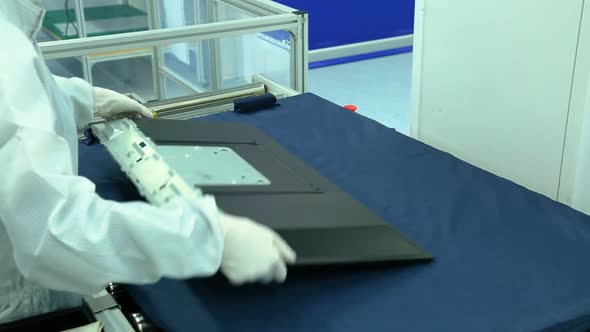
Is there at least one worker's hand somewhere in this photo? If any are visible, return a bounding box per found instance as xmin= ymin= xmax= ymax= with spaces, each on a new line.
xmin=218 ymin=212 xmax=296 ymax=285
xmin=93 ymin=87 xmax=154 ymax=120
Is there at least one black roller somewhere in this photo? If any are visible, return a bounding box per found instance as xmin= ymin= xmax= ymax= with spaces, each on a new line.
xmin=233 ymin=93 xmax=278 ymax=113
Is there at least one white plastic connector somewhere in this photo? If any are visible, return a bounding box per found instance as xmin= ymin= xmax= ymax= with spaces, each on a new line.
xmin=91 ymin=119 xmax=201 ymax=206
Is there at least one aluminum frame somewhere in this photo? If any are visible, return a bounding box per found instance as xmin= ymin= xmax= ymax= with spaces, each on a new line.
xmin=40 ymin=15 xmax=297 ymax=59
xmin=240 ymin=0 xmax=297 ymax=15
xmin=39 ymin=1 xmax=307 ymax=95
xmin=308 ymin=34 xmax=413 ymax=63
xmin=292 ymin=11 xmax=308 ymax=92
xmin=207 ymin=0 xmax=222 ymax=91
xmin=146 ymin=0 xmax=164 ymax=101
xmin=223 ymin=0 xmax=288 ymax=17
xmin=73 ymin=0 xmax=92 ymax=84
xmin=252 ymin=74 xmax=299 ymax=97
xmin=84 ymin=291 xmax=135 ymax=332
xmin=147 ymin=82 xmax=266 ymax=119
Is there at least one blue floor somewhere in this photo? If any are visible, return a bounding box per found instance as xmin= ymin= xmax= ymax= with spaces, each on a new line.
xmin=309 ymin=52 xmax=413 ymax=135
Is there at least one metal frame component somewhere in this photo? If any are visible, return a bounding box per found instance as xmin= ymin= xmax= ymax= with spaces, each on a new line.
xmin=222 ymin=0 xmax=282 ymax=17
xmin=308 ymin=34 xmax=414 ymax=63
xmin=39 ymin=15 xmax=298 ymax=60
xmin=298 ymin=11 xmax=309 ymax=92
xmin=128 ymin=312 xmax=152 ymax=332
xmin=252 ymin=74 xmax=298 ymax=97
xmin=72 ymin=0 xmax=87 ymax=38
xmin=148 ymin=82 xmax=265 ymax=119
xmin=237 ymin=0 xmax=296 ymax=15
xmin=85 ymin=291 xmax=135 ymax=332
xmin=73 ymin=0 xmax=93 ymax=84
xmin=192 ymin=1 xmax=209 ymax=88
xmin=106 ymin=282 xmax=124 ymax=296
xmin=79 ymin=82 xmax=265 ymax=139
xmin=165 ymin=102 xmax=233 ymax=120
xmin=40 ymin=0 xmax=308 ymax=97
xmin=85 ymin=294 xmax=119 ymax=314
xmin=96 ymin=309 xmax=136 ymax=332
xmin=207 ymin=0 xmax=222 ymax=91
xmin=289 ymin=11 xmax=308 ymax=92
xmin=146 ymin=0 xmax=163 ymax=101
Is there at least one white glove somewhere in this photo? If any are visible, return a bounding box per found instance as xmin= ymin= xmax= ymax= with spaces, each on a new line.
xmin=93 ymin=87 xmax=154 ymax=120
xmin=218 ymin=212 xmax=296 ymax=285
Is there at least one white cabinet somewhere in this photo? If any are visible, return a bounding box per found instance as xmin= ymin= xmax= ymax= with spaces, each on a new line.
xmin=411 ymin=0 xmax=590 ymax=215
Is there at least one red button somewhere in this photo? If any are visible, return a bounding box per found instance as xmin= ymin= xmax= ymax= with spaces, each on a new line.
xmin=344 ymin=104 xmax=357 ymax=112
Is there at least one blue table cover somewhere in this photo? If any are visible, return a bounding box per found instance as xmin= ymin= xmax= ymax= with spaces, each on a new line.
xmin=79 ymin=93 xmax=590 ymax=332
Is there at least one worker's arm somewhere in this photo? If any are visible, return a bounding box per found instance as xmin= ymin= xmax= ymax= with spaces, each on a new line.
xmin=52 ymin=75 xmax=154 ymax=129
xmin=0 ymin=117 xmax=225 ymax=294
xmin=0 ymin=120 xmax=225 ymax=295
xmin=52 ymin=75 xmax=95 ymax=129
xmin=0 ymin=160 xmax=225 ymax=295
xmin=0 ymin=22 xmax=224 ymax=295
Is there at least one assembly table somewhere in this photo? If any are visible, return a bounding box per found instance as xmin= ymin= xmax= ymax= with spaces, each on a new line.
xmin=79 ymin=93 xmax=590 ymax=332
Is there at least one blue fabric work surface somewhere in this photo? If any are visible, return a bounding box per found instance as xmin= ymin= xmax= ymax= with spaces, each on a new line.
xmin=79 ymin=93 xmax=590 ymax=332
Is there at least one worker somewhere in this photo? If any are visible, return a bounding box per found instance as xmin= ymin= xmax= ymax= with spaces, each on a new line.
xmin=0 ymin=0 xmax=296 ymax=324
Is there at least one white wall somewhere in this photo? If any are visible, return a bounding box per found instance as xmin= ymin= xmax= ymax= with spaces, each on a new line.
xmin=572 ymin=75 xmax=590 ymax=215
xmin=557 ymin=0 xmax=590 ymax=211
xmin=411 ymin=0 xmax=584 ymax=199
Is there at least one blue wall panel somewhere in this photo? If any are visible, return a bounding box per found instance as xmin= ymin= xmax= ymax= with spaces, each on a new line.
xmin=276 ymin=1 xmax=414 ymax=50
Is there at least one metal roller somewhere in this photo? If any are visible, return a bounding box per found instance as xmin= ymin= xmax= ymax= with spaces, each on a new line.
xmin=79 ymin=83 xmax=267 ymax=139
xmin=129 ymin=312 xmax=155 ymax=332
xmin=147 ymin=83 xmax=266 ymax=119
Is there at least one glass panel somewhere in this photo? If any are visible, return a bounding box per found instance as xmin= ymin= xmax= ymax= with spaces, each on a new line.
xmin=162 ymin=75 xmax=193 ymax=99
xmin=217 ymin=29 xmax=292 ymax=89
xmin=38 ymin=0 xmax=274 ymax=44
xmin=158 ymin=0 xmax=265 ymax=29
xmin=213 ymin=0 xmax=258 ymax=22
xmin=90 ymin=54 xmax=155 ymax=101
xmin=91 ymin=54 xmax=155 ymax=102
xmin=39 ymin=1 xmax=295 ymax=101
xmin=45 ymin=57 xmax=84 ymax=79
xmin=159 ymin=29 xmax=292 ymax=97
xmin=160 ymin=39 xmax=211 ymax=93
xmin=39 ymin=0 xmax=149 ymax=41
xmin=42 ymin=53 xmax=157 ymax=102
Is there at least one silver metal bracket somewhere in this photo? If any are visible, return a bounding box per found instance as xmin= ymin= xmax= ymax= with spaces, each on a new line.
xmin=86 ymin=294 xmax=119 ymax=314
